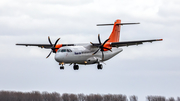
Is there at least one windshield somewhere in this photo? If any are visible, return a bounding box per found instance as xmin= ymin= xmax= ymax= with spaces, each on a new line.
xmin=58 ymin=49 xmax=72 ymax=52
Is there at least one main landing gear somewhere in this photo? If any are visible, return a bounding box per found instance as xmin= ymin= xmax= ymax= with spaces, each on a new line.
xmin=59 ymin=63 xmax=79 ymax=70
xmin=73 ymin=64 xmax=79 ymax=70
xmin=97 ymin=64 xmax=103 ymax=70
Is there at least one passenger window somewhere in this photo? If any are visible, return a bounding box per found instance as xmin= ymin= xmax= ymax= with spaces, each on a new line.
xmin=61 ymin=49 xmax=66 ymax=52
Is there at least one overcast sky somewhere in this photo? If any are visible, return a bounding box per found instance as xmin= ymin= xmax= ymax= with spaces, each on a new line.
xmin=0 ymin=0 xmax=180 ymax=100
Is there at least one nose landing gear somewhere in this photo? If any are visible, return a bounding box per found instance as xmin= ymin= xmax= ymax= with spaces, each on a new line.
xmin=59 ymin=62 xmax=64 ymax=70
xmin=60 ymin=66 xmax=64 ymax=70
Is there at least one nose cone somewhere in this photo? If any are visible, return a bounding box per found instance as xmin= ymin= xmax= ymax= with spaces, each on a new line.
xmin=55 ymin=53 xmax=63 ymax=62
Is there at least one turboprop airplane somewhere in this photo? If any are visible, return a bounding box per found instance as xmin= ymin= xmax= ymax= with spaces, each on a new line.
xmin=16 ymin=19 xmax=163 ymax=70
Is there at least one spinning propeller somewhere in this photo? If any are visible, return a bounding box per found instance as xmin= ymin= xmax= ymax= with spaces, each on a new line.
xmin=46 ymin=36 xmax=60 ymax=58
xmin=90 ymin=34 xmax=112 ymax=60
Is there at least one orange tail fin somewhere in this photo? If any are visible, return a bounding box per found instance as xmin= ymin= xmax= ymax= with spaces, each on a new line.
xmin=108 ymin=19 xmax=121 ymax=42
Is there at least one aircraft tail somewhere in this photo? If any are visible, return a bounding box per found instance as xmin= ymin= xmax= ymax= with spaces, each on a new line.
xmin=97 ymin=19 xmax=140 ymax=42
xmin=108 ymin=19 xmax=121 ymax=42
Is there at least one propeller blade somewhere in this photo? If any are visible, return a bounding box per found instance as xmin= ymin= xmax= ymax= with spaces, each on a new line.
xmin=47 ymin=36 xmax=61 ymax=57
xmin=98 ymin=34 xmax=102 ymax=45
xmin=103 ymin=47 xmax=112 ymax=52
xmin=92 ymin=34 xmax=111 ymax=60
xmin=102 ymin=38 xmax=110 ymax=46
xmin=90 ymin=42 xmax=94 ymax=45
xmin=46 ymin=50 xmax=52 ymax=58
xmin=54 ymin=38 xmax=60 ymax=46
xmin=92 ymin=48 xmax=100 ymax=55
xmin=48 ymin=36 xmax=53 ymax=46
xmin=90 ymin=42 xmax=101 ymax=47
xmin=102 ymin=51 xmax=104 ymax=60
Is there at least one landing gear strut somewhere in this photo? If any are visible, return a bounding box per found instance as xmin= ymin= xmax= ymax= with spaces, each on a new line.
xmin=59 ymin=62 xmax=64 ymax=70
xmin=73 ymin=64 xmax=79 ymax=70
xmin=97 ymin=64 xmax=103 ymax=70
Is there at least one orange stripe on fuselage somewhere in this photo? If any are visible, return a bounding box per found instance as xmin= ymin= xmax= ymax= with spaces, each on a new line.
xmin=107 ymin=19 xmax=121 ymax=42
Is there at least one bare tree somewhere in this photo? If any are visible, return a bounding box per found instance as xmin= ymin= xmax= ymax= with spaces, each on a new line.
xmin=6 ymin=90 xmax=180 ymax=101
xmin=62 ymin=93 xmax=69 ymax=101
xmin=94 ymin=94 xmax=103 ymax=101
xmin=86 ymin=94 xmax=94 ymax=101
xmin=69 ymin=94 xmax=78 ymax=101
xmin=51 ymin=92 xmax=61 ymax=101
xmin=130 ymin=95 xmax=138 ymax=101
xmin=78 ymin=94 xmax=86 ymax=101
xmin=0 ymin=91 xmax=10 ymax=101
xmin=167 ymin=97 xmax=175 ymax=101
xmin=30 ymin=91 xmax=42 ymax=101
xmin=177 ymin=97 xmax=180 ymax=101
xmin=103 ymin=94 xmax=113 ymax=101
xmin=147 ymin=96 xmax=151 ymax=101
xmin=112 ymin=94 xmax=127 ymax=101
xmin=146 ymin=96 xmax=165 ymax=101
xmin=42 ymin=91 xmax=49 ymax=101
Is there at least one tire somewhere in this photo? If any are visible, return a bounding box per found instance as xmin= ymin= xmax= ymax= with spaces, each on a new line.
xmin=73 ymin=65 xmax=79 ymax=70
xmin=97 ymin=64 xmax=103 ymax=69
xmin=60 ymin=66 xmax=64 ymax=70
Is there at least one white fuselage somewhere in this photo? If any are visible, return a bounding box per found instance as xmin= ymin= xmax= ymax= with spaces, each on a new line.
xmin=55 ymin=44 xmax=123 ymax=65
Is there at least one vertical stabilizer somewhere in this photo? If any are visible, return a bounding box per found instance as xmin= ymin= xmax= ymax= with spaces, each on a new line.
xmin=108 ymin=19 xmax=121 ymax=42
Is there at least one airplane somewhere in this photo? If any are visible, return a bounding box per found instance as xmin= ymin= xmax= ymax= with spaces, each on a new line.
xmin=16 ymin=19 xmax=163 ymax=70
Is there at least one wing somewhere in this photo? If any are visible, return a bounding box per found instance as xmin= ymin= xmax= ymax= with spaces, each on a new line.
xmin=16 ymin=44 xmax=52 ymax=48
xmin=16 ymin=43 xmax=74 ymax=49
xmin=110 ymin=39 xmax=163 ymax=47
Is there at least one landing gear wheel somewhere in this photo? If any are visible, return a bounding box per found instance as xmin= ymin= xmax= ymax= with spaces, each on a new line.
xmin=60 ymin=66 xmax=64 ymax=70
xmin=97 ymin=64 xmax=103 ymax=70
xmin=73 ymin=65 xmax=79 ymax=70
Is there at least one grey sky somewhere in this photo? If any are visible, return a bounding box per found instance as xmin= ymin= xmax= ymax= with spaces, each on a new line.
xmin=0 ymin=0 xmax=180 ymax=100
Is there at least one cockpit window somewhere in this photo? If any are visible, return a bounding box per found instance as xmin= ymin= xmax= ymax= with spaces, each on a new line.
xmin=61 ymin=49 xmax=66 ymax=52
xmin=67 ymin=49 xmax=72 ymax=52
xmin=57 ymin=49 xmax=61 ymax=52
xmin=58 ymin=49 xmax=72 ymax=52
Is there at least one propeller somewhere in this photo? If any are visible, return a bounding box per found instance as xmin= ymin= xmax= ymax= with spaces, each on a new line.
xmin=46 ymin=36 xmax=60 ymax=58
xmin=90 ymin=34 xmax=112 ymax=60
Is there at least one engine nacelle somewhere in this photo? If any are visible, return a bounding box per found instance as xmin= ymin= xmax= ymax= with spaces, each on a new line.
xmin=86 ymin=57 xmax=99 ymax=64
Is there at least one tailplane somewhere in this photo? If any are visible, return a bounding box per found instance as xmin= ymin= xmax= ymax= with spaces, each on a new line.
xmin=97 ymin=19 xmax=140 ymax=42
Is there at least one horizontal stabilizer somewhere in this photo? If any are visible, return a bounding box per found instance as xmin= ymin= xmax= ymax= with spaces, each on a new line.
xmin=97 ymin=23 xmax=140 ymax=26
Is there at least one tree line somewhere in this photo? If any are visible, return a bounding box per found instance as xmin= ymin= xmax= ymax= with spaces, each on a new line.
xmin=0 ymin=90 xmax=179 ymax=101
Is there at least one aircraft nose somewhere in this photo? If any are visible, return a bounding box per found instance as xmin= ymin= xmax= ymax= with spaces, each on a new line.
xmin=55 ymin=53 xmax=63 ymax=62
